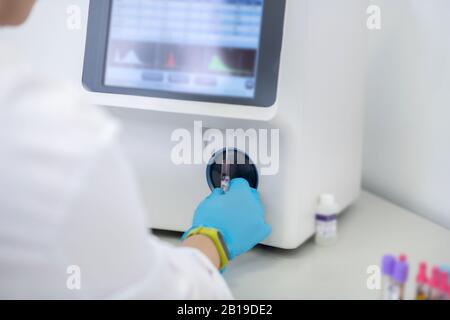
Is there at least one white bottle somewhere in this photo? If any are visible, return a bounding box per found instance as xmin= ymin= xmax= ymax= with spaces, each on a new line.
xmin=315 ymin=194 xmax=339 ymax=246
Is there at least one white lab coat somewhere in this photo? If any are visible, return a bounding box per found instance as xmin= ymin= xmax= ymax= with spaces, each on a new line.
xmin=0 ymin=43 xmax=232 ymax=299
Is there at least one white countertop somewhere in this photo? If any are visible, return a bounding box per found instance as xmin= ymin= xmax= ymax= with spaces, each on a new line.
xmin=154 ymin=191 xmax=450 ymax=299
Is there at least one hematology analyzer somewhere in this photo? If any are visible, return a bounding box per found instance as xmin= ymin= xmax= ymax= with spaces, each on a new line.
xmin=83 ymin=0 xmax=368 ymax=249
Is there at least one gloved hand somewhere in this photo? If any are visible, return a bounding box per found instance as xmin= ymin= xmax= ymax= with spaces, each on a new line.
xmin=184 ymin=178 xmax=271 ymax=260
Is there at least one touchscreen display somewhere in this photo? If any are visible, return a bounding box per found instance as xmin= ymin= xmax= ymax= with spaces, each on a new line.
xmin=104 ymin=0 xmax=265 ymax=98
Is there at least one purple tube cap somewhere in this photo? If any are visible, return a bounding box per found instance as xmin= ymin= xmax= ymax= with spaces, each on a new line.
xmin=381 ymin=254 xmax=396 ymax=276
xmin=393 ymin=261 xmax=409 ymax=283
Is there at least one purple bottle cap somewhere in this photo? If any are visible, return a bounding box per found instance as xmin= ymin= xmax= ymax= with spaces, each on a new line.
xmin=393 ymin=261 xmax=409 ymax=284
xmin=381 ymin=254 xmax=396 ymax=276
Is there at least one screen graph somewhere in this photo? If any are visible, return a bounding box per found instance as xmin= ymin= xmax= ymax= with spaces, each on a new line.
xmin=104 ymin=0 xmax=265 ymax=98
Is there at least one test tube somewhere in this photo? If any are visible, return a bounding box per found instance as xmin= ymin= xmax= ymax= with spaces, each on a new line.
xmin=391 ymin=260 xmax=409 ymax=300
xmin=428 ymin=267 xmax=442 ymax=300
xmin=220 ymin=149 xmax=231 ymax=192
xmin=415 ymin=262 xmax=428 ymax=300
xmin=447 ymin=277 xmax=450 ymax=300
xmin=381 ymin=255 xmax=396 ymax=300
xmin=438 ymin=272 xmax=448 ymax=300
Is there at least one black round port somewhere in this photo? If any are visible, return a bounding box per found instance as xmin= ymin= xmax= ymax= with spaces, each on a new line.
xmin=206 ymin=148 xmax=259 ymax=190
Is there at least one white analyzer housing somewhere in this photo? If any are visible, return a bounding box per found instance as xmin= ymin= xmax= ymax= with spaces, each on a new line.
xmin=83 ymin=0 xmax=368 ymax=249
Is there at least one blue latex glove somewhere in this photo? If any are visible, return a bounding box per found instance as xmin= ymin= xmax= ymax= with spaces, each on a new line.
xmin=185 ymin=178 xmax=271 ymax=260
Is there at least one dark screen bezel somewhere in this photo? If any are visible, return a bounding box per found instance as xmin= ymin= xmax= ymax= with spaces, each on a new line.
xmin=82 ymin=0 xmax=286 ymax=108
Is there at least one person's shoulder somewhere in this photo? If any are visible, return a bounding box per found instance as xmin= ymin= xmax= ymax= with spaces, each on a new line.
xmin=3 ymin=75 xmax=121 ymax=157
xmin=20 ymin=76 xmax=118 ymax=137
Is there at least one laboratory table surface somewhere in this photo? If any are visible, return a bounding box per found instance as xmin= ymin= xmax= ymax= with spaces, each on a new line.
xmin=154 ymin=191 xmax=450 ymax=300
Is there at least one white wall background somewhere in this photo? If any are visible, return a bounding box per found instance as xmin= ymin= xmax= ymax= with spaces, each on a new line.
xmin=0 ymin=0 xmax=89 ymax=84
xmin=0 ymin=0 xmax=449 ymax=229
xmin=364 ymin=0 xmax=450 ymax=228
